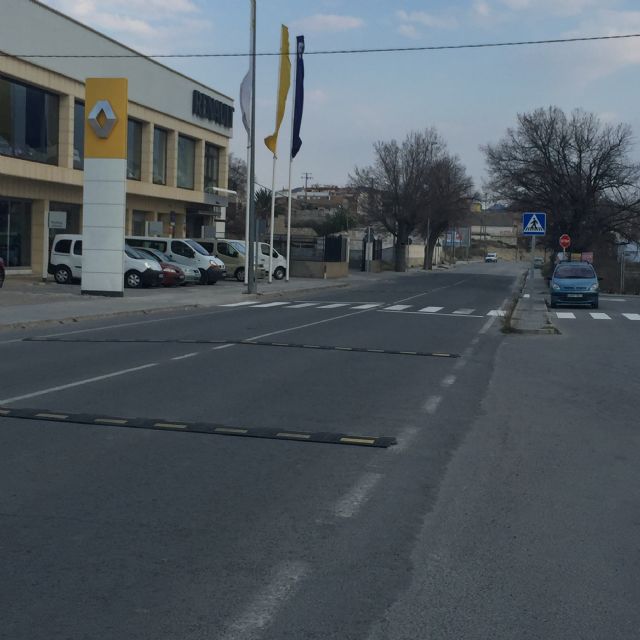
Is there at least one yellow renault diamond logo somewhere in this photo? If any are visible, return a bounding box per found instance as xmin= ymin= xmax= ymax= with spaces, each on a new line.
xmin=88 ymin=99 xmax=118 ymax=139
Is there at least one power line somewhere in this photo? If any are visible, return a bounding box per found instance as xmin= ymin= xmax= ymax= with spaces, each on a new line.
xmin=1 ymin=32 xmax=639 ymax=59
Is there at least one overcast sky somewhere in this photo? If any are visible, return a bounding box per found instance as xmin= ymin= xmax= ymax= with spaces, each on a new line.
xmin=40 ymin=0 xmax=640 ymax=194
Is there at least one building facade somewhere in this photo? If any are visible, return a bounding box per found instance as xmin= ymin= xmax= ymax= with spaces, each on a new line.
xmin=0 ymin=0 xmax=233 ymax=276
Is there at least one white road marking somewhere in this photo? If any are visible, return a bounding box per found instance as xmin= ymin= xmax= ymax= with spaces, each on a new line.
xmin=393 ymin=278 xmax=470 ymax=304
xmin=590 ymin=312 xmax=611 ymax=320
xmin=317 ymin=303 xmax=349 ymax=309
xmin=351 ymin=303 xmax=380 ymax=310
xmin=221 ymin=301 xmax=259 ymax=307
xmin=252 ymin=302 xmax=290 ymax=308
xmin=171 ymin=352 xmax=197 ymax=361
xmin=0 ymin=338 xmax=24 ymax=345
xmin=385 ymin=305 xmax=412 ymax=311
xmin=487 ymin=310 xmax=506 ymax=317
xmin=419 ymin=306 xmax=443 ymax=313
xmin=556 ymin=312 xmax=576 ymax=319
xmin=0 ymin=363 xmax=158 ymax=405
xmin=287 ymin=303 xmax=317 ymax=308
xmin=423 ymin=395 xmax=442 ymax=414
xmin=453 ymin=308 xmax=475 ymax=315
xmin=334 ymin=472 xmax=383 ymax=519
xmin=622 ymin=313 xmax=640 ymax=321
xmin=391 ymin=426 xmax=420 ymax=453
xmin=523 ymin=293 xmax=531 ymax=298
xmin=441 ymin=375 xmax=456 ymax=388
xmin=220 ymin=561 xmax=309 ymax=640
xmin=212 ymin=343 xmax=235 ymax=350
xmin=606 ymin=298 xmax=626 ymax=302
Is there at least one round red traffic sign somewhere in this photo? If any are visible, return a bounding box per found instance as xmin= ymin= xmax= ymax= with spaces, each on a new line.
xmin=559 ymin=234 xmax=571 ymax=249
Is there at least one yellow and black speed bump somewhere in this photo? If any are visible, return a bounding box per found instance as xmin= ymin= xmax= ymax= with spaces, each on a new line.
xmin=0 ymin=406 xmax=396 ymax=448
xmin=23 ymin=337 xmax=458 ymax=359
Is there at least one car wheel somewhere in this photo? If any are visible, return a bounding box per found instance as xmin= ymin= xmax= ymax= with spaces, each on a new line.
xmin=235 ymin=267 xmax=245 ymax=282
xmin=125 ymin=270 xmax=143 ymax=288
xmin=549 ymin=299 xmax=557 ymax=309
xmin=197 ymin=268 xmax=208 ymax=285
xmin=54 ymin=265 xmax=72 ymax=284
xmin=592 ymin=300 xmax=599 ymax=309
xmin=273 ymin=266 xmax=286 ymax=280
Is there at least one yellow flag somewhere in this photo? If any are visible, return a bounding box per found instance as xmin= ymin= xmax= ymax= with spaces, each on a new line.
xmin=264 ymin=25 xmax=291 ymax=156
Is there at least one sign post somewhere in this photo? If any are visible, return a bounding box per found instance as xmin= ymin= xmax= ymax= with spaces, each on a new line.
xmin=559 ymin=233 xmax=571 ymax=260
xmin=522 ymin=212 xmax=547 ymax=276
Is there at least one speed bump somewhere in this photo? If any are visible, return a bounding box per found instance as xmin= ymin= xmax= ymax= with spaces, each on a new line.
xmin=0 ymin=406 xmax=397 ymax=448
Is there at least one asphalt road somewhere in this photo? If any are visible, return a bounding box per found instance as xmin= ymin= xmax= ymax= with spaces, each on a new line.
xmin=2 ymin=261 xmax=639 ymax=640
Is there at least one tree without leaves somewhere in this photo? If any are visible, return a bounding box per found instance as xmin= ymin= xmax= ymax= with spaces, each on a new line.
xmin=351 ymin=129 xmax=472 ymax=271
xmin=483 ymin=106 xmax=640 ymax=250
xmin=225 ymin=153 xmax=248 ymax=237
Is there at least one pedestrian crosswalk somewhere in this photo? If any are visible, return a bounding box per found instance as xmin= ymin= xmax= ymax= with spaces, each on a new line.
xmin=221 ymin=299 xmax=505 ymax=317
xmin=553 ymin=311 xmax=640 ymax=322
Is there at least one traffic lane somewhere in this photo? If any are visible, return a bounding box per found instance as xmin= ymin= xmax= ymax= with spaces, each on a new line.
xmin=0 ymin=416 xmax=387 ymax=640
xmin=0 ymin=339 xmax=216 ymax=404
xmin=1 ymin=315 xmax=505 ymax=640
xmin=365 ymin=332 xmax=640 ymax=640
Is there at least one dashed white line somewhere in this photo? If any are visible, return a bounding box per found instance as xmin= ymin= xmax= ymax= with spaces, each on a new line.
xmin=334 ymin=472 xmax=383 ymax=519
xmin=0 ymin=362 xmax=159 ymax=405
xmin=220 ymin=561 xmax=309 ymax=640
xmin=391 ymin=426 xmax=420 ymax=453
xmin=441 ymin=375 xmax=457 ymax=388
xmin=212 ymin=343 xmax=235 ymax=351
xmin=423 ymin=395 xmax=442 ymax=414
xmin=171 ymin=352 xmax=197 ymax=361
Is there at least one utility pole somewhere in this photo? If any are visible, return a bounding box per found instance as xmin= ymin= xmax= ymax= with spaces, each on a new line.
xmin=247 ymin=0 xmax=258 ymax=293
xmin=301 ymin=172 xmax=313 ymax=200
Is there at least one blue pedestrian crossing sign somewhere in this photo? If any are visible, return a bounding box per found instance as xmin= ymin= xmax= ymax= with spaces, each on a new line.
xmin=522 ymin=212 xmax=546 ymax=236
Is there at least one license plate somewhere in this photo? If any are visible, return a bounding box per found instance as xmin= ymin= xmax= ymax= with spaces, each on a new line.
xmin=567 ymin=293 xmax=582 ymax=298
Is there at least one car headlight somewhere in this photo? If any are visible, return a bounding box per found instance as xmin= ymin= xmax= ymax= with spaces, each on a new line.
xmin=551 ymin=283 xmax=560 ymax=290
xmin=590 ymin=283 xmax=599 ymax=291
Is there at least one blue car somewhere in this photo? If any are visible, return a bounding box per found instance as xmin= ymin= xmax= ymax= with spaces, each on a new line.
xmin=549 ymin=261 xmax=599 ymax=309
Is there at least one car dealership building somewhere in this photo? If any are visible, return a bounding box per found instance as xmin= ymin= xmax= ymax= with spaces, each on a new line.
xmin=0 ymin=0 xmax=234 ymax=276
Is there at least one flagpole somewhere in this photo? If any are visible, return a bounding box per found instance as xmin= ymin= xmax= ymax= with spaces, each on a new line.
xmin=285 ymin=48 xmax=297 ymax=283
xmin=244 ymin=144 xmax=250 ymax=284
xmin=247 ymin=0 xmax=257 ymax=294
xmin=268 ymin=155 xmax=277 ymax=283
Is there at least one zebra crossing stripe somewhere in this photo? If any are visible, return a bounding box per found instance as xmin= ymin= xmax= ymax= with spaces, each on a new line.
xmin=419 ymin=306 xmax=443 ymax=313
xmin=590 ymin=312 xmax=611 ymax=320
xmin=622 ymin=313 xmax=640 ymax=321
xmin=287 ymin=303 xmax=317 ymax=308
xmin=252 ymin=302 xmax=290 ymax=308
xmin=385 ymin=305 xmax=412 ymax=311
xmin=453 ymin=309 xmax=475 ymax=315
xmin=318 ymin=303 xmax=349 ymax=309
xmin=556 ymin=312 xmax=575 ymax=319
xmin=352 ymin=304 xmax=380 ymax=310
xmin=222 ymin=301 xmax=259 ymax=307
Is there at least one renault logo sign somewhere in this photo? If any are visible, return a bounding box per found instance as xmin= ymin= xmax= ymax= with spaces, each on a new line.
xmin=88 ymin=99 xmax=118 ymax=139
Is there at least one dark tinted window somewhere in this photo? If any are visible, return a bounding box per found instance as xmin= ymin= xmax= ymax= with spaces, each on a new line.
xmin=172 ymin=241 xmax=194 ymax=257
xmin=73 ymin=241 xmax=82 ymax=255
xmin=54 ymin=239 xmax=71 ymax=254
xmin=73 ymin=102 xmax=84 ymax=170
xmin=555 ymin=264 xmax=595 ymax=278
xmin=127 ymin=119 xmax=142 ymax=180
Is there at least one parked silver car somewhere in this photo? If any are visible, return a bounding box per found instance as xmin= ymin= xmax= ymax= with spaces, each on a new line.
xmin=134 ymin=247 xmax=202 ymax=284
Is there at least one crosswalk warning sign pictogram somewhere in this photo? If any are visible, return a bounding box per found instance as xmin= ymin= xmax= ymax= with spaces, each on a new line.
xmin=522 ymin=212 xmax=546 ymax=236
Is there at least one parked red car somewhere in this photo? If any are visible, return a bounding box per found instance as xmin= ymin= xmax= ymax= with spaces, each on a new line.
xmin=0 ymin=257 xmax=5 ymax=288
xmin=134 ymin=247 xmax=185 ymax=287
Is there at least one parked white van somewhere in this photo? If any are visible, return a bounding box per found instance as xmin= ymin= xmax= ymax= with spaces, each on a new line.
xmin=49 ymin=234 xmax=163 ymax=288
xmin=125 ymin=236 xmax=225 ymax=284
xmin=231 ymin=240 xmax=287 ymax=280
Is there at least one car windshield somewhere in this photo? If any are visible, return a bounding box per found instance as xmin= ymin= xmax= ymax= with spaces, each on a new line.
xmin=184 ymin=239 xmax=209 ymax=255
xmin=125 ymin=246 xmax=147 ymax=260
xmin=555 ymin=264 xmax=595 ymax=279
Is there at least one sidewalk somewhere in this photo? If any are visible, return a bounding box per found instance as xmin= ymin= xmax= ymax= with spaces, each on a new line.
xmin=510 ymin=267 xmax=558 ymax=334
xmin=0 ymin=270 xmax=403 ymax=330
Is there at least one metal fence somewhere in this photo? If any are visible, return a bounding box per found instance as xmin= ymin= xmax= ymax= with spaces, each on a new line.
xmin=271 ymin=234 xmax=348 ymax=262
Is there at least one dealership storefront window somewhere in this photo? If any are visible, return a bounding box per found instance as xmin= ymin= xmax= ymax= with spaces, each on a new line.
xmin=177 ymin=134 xmax=195 ymax=189
xmin=73 ymin=101 xmax=84 ymax=169
xmin=0 ymin=199 xmax=32 ymax=267
xmin=127 ymin=119 xmax=142 ymax=180
xmin=204 ymin=143 xmax=219 ymax=191
xmin=0 ymin=75 xmax=59 ymax=165
xmin=153 ymin=127 xmax=167 ymax=185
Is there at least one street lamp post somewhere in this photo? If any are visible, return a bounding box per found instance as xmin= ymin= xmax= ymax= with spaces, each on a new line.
xmin=247 ymin=0 xmax=258 ymax=294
